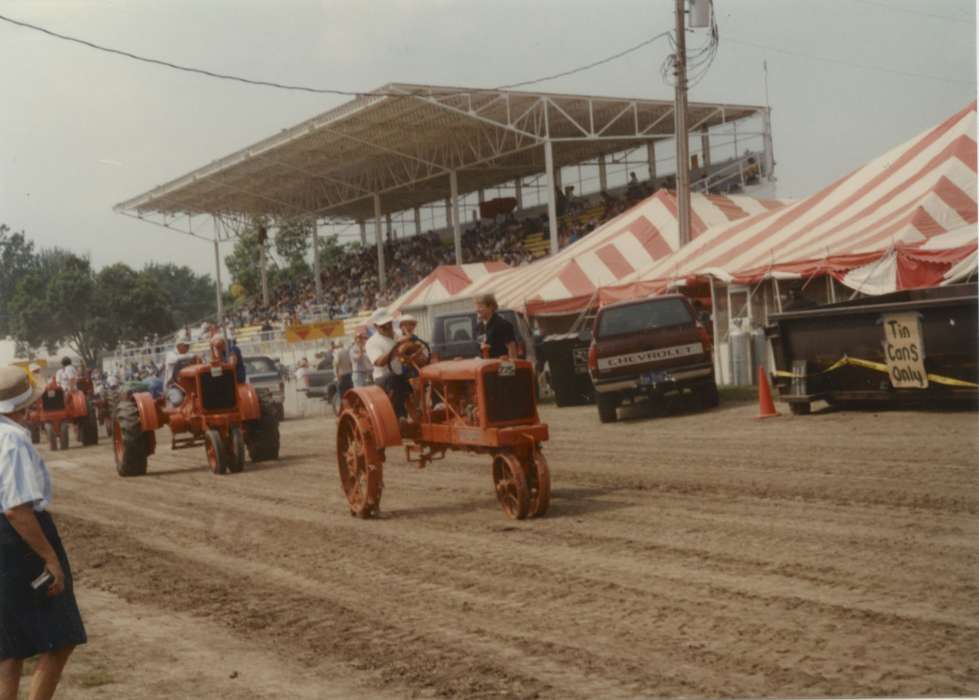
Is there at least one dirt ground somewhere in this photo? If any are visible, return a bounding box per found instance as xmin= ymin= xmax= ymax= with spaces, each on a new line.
xmin=24 ymin=396 xmax=979 ymax=699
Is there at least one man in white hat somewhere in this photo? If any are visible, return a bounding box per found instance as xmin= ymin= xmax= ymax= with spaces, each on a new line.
xmin=0 ymin=366 xmax=87 ymax=699
xmin=364 ymin=310 xmax=410 ymax=417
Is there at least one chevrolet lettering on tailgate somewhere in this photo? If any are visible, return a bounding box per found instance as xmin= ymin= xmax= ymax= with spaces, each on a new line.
xmin=597 ymin=343 xmax=702 ymax=370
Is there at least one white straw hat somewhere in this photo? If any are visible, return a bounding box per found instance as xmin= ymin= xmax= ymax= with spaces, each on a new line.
xmin=0 ymin=366 xmax=44 ymax=414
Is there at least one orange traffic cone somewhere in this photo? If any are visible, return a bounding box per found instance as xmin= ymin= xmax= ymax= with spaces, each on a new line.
xmin=756 ymin=366 xmax=779 ymax=419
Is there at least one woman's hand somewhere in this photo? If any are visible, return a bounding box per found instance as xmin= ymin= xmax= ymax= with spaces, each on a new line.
xmin=43 ymin=557 xmax=65 ymax=597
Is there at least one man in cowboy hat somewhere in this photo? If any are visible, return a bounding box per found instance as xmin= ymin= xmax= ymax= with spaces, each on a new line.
xmin=0 ymin=366 xmax=87 ymax=699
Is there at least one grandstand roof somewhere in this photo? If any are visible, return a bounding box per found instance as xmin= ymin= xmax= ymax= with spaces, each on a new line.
xmin=114 ymin=83 xmax=765 ymax=226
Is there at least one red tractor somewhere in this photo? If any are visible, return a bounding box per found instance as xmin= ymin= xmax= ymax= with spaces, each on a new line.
xmin=112 ymin=339 xmax=280 ymax=476
xmin=27 ymin=375 xmax=100 ymax=451
xmin=336 ymin=341 xmax=551 ymax=520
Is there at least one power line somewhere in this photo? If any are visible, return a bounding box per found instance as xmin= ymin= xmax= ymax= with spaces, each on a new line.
xmin=0 ymin=12 xmax=670 ymax=96
xmin=851 ymin=0 xmax=974 ymax=25
xmin=726 ymin=36 xmax=975 ymax=86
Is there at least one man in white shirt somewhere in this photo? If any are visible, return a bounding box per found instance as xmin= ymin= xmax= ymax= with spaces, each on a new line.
xmin=364 ymin=311 xmax=409 ymax=418
xmin=163 ymin=340 xmax=195 ymax=387
xmin=55 ymin=358 xmax=78 ymax=393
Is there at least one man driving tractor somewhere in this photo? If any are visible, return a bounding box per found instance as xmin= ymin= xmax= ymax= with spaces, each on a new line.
xmin=365 ymin=311 xmax=430 ymax=419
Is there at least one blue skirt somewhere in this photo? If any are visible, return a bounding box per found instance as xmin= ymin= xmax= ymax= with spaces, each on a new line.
xmin=0 ymin=510 xmax=87 ymax=660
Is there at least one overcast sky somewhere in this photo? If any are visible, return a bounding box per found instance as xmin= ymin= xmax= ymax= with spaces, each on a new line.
xmin=0 ymin=0 xmax=975 ymax=281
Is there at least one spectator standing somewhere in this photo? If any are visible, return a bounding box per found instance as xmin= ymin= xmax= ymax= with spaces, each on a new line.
xmin=333 ymin=341 xmax=354 ymax=401
xmin=0 ymin=366 xmax=87 ymax=700
xmin=349 ymin=330 xmax=373 ymax=388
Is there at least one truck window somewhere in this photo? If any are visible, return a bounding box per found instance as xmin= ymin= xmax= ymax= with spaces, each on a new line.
xmin=597 ymin=299 xmax=693 ymax=338
xmin=244 ymin=357 xmax=277 ymax=374
xmin=444 ymin=317 xmax=474 ymax=342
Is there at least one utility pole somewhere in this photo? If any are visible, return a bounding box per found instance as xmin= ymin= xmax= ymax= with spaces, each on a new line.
xmin=674 ymin=0 xmax=691 ymax=248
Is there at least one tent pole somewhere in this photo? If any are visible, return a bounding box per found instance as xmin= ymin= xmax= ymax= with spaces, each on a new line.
xmin=212 ymin=217 xmax=224 ymax=326
xmin=450 ymin=170 xmax=462 ymax=264
xmin=544 ymin=139 xmax=559 ymax=255
xmin=358 ymin=220 xmax=367 ymax=246
xmin=374 ymin=194 xmax=386 ymax=290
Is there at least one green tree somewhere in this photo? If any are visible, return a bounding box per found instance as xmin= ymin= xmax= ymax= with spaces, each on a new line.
xmin=141 ymin=262 xmax=216 ymax=328
xmin=275 ymin=219 xmax=312 ymax=278
xmin=0 ymin=224 xmax=39 ymax=337
xmin=8 ymin=251 xmax=175 ymax=367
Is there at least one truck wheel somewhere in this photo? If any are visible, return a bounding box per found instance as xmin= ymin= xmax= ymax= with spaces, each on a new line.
xmin=30 ymin=424 xmax=40 ymax=445
xmin=700 ymin=381 xmax=720 ymax=409
xmin=59 ymin=422 xmax=70 ymax=451
xmin=789 ymin=401 xmax=811 ymax=415
xmin=245 ymin=393 xmax=281 ymax=462
xmin=204 ymin=429 xmax=229 ymax=475
xmin=492 ymin=453 xmax=529 ymax=520
xmin=227 ymin=426 xmax=245 ymax=473
xmin=596 ymin=394 xmax=619 ymax=423
xmin=46 ymin=423 xmax=58 ymax=451
xmin=114 ymin=399 xmax=149 ymax=476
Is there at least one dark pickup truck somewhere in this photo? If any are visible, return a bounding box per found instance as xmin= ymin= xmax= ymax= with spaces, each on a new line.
xmin=588 ymin=295 xmax=717 ymax=423
xmin=431 ymin=309 xmax=537 ymax=366
xmin=243 ymin=355 xmax=286 ymax=421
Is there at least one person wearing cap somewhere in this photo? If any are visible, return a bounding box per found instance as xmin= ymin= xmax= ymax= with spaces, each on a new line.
xmin=163 ymin=339 xmax=195 ymax=387
xmin=54 ymin=357 xmax=77 ymax=393
xmin=349 ymin=329 xmax=373 ymax=388
xmin=397 ymin=314 xmax=426 ymax=380
xmin=0 ymin=366 xmax=87 ymax=699
xmin=364 ymin=312 xmax=411 ymax=418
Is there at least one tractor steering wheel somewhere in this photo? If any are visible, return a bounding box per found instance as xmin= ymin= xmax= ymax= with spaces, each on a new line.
xmin=388 ymin=337 xmax=432 ymax=374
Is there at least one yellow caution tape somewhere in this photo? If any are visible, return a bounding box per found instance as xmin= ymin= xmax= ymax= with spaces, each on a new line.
xmin=773 ymin=355 xmax=978 ymax=388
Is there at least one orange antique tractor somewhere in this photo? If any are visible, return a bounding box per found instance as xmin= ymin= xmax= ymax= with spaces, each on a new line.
xmin=112 ymin=338 xmax=280 ymax=476
xmin=336 ymin=340 xmax=551 ymax=520
xmin=27 ymin=375 xmax=100 ymax=451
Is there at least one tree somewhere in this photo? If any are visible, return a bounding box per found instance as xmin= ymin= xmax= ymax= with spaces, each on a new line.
xmin=0 ymin=224 xmax=39 ymax=337
xmin=275 ymin=219 xmax=312 ymax=279
xmin=225 ymin=223 xmax=267 ymax=299
xmin=7 ymin=251 xmax=175 ymax=367
xmin=141 ymin=262 xmax=216 ymax=328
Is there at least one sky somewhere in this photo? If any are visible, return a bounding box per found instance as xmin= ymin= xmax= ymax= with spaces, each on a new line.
xmin=0 ymin=0 xmax=975 ymax=282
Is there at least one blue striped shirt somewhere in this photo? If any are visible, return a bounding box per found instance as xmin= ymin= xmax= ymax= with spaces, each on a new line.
xmin=0 ymin=415 xmax=52 ymax=512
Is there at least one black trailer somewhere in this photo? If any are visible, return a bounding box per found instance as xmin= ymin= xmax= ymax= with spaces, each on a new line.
xmin=767 ymin=283 xmax=977 ymax=414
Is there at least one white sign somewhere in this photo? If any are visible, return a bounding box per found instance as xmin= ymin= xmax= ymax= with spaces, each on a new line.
xmin=597 ymin=343 xmax=702 ymax=371
xmin=882 ymin=312 xmax=928 ymax=389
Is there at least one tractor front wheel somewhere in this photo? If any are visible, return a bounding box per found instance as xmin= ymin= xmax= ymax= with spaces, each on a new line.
xmin=58 ymin=422 xmax=70 ymax=451
xmin=337 ymin=413 xmax=382 ymax=518
xmin=492 ymin=453 xmax=530 ymax=520
xmin=204 ymin=429 xmax=229 ymax=475
xmin=227 ymin=426 xmax=245 ymax=474
xmin=45 ymin=423 xmax=57 ymax=451
xmin=526 ymin=448 xmax=551 ymax=518
xmin=114 ymin=398 xmax=150 ymax=477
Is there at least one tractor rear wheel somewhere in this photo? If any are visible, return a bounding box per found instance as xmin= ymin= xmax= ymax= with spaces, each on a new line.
xmin=596 ymin=393 xmax=619 ymax=423
xmin=227 ymin=426 xmax=245 ymax=474
xmin=80 ymin=400 xmax=99 ymax=446
xmin=58 ymin=422 xmax=70 ymax=451
xmin=45 ymin=423 xmax=57 ymax=451
xmin=114 ymin=398 xmax=149 ymax=477
xmin=204 ymin=429 xmax=229 ymax=475
xmin=526 ymin=448 xmax=551 ymax=518
xmin=30 ymin=424 xmax=40 ymax=445
xmin=245 ymin=393 xmax=280 ymax=463
xmin=337 ymin=412 xmax=382 ymax=518
xmin=492 ymin=453 xmax=530 ymax=520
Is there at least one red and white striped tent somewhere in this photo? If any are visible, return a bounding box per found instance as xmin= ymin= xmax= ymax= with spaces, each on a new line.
xmin=593 ymin=101 xmax=978 ymax=306
xmin=453 ymin=189 xmax=787 ymax=315
xmin=390 ymin=261 xmax=509 ymax=311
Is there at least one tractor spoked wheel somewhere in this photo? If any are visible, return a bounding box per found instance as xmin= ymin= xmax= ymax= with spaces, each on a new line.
xmin=337 ymin=412 xmax=382 ymax=518
xmin=227 ymin=425 xmax=245 ymax=474
xmin=492 ymin=453 xmax=530 ymax=520
xmin=526 ymin=448 xmax=551 ymax=518
xmin=114 ymin=398 xmax=149 ymax=477
xmin=204 ymin=429 xmax=229 ymax=475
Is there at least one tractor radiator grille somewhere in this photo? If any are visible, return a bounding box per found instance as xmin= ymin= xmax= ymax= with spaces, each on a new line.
xmin=200 ymin=371 xmax=237 ymax=411
xmin=41 ymin=389 xmax=65 ymax=412
xmin=483 ymin=367 xmax=535 ymax=424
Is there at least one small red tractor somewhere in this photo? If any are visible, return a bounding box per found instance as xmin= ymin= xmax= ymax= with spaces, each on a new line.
xmin=27 ymin=375 xmax=100 ymax=451
xmin=336 ymin=340 xmax=551 ymax=520
xmin=112 ymin=339 xmax=280 ymax=476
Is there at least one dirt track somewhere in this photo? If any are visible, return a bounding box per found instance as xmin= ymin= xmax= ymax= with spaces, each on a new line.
xmin=36 ymin=399 xmax=979 ymax=699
